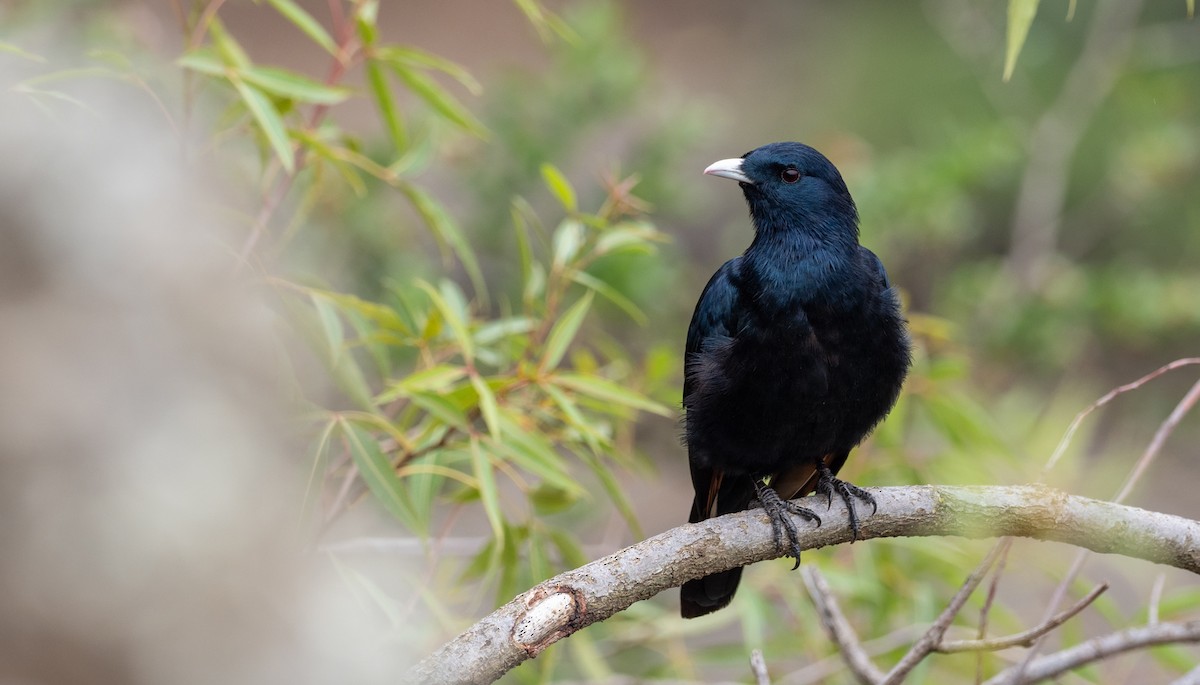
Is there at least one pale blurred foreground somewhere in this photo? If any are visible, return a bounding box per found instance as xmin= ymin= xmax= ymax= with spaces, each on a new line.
xmin=0 ymin=78 xmax=409 ymax=683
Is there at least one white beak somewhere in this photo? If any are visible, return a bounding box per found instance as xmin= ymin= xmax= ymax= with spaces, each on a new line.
xmin=703 ymin=157 xmax=753 ymax=184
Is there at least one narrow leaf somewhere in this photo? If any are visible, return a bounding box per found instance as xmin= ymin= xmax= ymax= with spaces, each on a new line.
xmin=416 ymin=280 xmax=474 ymax=362
xmin=241 ymin=65 xmax=352 ymax=104
xmin=570 ymin=270 xmax=646 ymax=324
xmin=341 ymin=419 xmax=419 ymax=530
xmin=1004 ymin=0 xmax=1041 ymax=82
xmin=390 ymin=62 xmax=486 ymax=137
xmin=265 ymin=0 xmax=338 ymax=55
xmin=469 ymin=438 xmax=506 ymax=547
xmin=400 ymin=185 xmax=486 ymax=300
xmin=470 ymin=374 xmax=503 ymax=440
xmin=208 ymin=17 xmax=251 ymax=69
xmin=231 ymin=77 xmax=295 ymax=173
xmin=541 ymin=291 xmax=593 ymax=372
xmin=177 ymin=48 xmax=226 ymax=76
xmin=376 ymin=46 xmax=481 ymax=94
xmin=554 ymin=373 xmax=673 ymax=417
xmin=540 ymin=163 xmax=577 ymax=212
xmin=365 ymin=58 xmax=407 ymax=152
xmin=0 ymin=41 xmax=47 ymax=63
xmin=551 ymin=219 xmax=585 ymax=268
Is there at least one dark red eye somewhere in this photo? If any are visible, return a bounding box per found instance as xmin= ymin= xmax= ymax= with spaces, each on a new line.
xmin=781 ymin=167 xmax=801 ymax=184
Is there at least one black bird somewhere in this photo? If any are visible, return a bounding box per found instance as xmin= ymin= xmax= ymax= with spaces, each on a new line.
xmin=680 ymin=142 xmax=911 ymax=618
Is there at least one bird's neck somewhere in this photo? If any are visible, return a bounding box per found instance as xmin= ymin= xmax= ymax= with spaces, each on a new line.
xmin=742 ymin=218 xmax=861 ymax=307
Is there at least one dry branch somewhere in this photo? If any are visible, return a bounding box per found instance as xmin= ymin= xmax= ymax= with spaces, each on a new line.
xmin=403 ymin=485 xmax=1200 ymax=684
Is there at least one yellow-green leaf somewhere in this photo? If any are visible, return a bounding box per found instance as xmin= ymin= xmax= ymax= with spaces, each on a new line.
xmin=416 ymin=280 xmax=474 ymax=362
xmin=391 ymin=62 xmax=486 ymax=137
xmin=540 ymin=163 xmax=577 ymax=212
xmin=0 ymin=41 xmax=46 ymax=63
xmin=231 ymin=77 xmax=295 ymax=173
xmin=241 ymin=65 xmax=351 ymax=104
xmin=377 ymin=46 xmax=481 ymax=94
xmin=264 ymin=0 xmax=338 ymax=55
xmin=470 ymin=374 xmax=503 ymax=440
xmin=1004 ymin=0 xmax=1041 ymax=82
xmin=401 ymin=185 xmax=486 ymax=300
xmin=541 ymin=291 xmax=593 ymax=372
xmin=551 ymin=219 xmax=585 ymax=268
xmin=177 ymin=48 xmax=226 ymax=77
xmin=570 ymin=270 xmax=646 ymax=324
xmin=341 ymin=419 xmax=418 ymax=530
xmin=469 ymin=438 xmax=505 ymax=547
xmin=208 ymin=17 xmax=250 ymax=69
xmin=554 ymin=373 xmax=673 ymax=417
xmin=365 ymin=58 xmax=406 ymax=152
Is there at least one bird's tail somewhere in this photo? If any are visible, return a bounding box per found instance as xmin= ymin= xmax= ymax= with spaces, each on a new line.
xmin=681 ymin=567 xmax=743 ymax=618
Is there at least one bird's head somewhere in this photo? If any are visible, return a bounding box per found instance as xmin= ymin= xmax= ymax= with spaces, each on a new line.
xmin=704 ymin=142 xmax=858 ymax=243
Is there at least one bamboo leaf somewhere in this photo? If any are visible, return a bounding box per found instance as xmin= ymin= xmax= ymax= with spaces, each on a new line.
xmin=1004 ymin=0 xmax=1041 ymax=82
xmin=207 ymin=17 xmax=251 ymax=69
xmin=400 ymin=184 xmax=486 ymax=300
xmin=570 ymin=270 xmax=646 ymax=324
xmin=416 ymin=280 xmax=474 ymax=362
xmin=263 ymin=0 xmax=338 ymax=55
xmin=341 ymin=419 xmax=419 ymax=530
xmin=241 ymin=65 xmax=352 ymax=104
xmin=469 ymin=438 xmax=506 ymax=547
xmin=177 ymin=48 xmax=226 ymax=76
xmin=540 ymin=163 xmax=577 ymax=212
xmin=541 ymin=291 xmax=593 ymax=372
xmin=0 ymin=41 xmax=46 ymax=63
xmin=470 ymin=374 xmax=503 ymax=440
xmin=551 ymin=219 xmax=585 ymax=268
xmin=390 ymin=62 xmax=486 ymax=137
xmin=409 ymin=391 xmax=471 ymax=431
xmin=553 ymin=373 xmax=673 ymax=417
xmin=300 ymin=417 xmax=338 ymax=524
xmin=376 ymin=46 xmax=481 ymax=94
xmin=365 ymin=58 xmax=407 ymax=152
xmin=231 ymin=76 xmax=295 ymax=173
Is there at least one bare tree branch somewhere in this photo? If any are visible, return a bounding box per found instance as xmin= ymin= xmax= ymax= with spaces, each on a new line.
xmin=402 ymin=485 xmax=1200 ymax=685
xmin=879 ymin=543 xmax=1008 ymax=684
xmin=936 ymin=583 xmax=1108 ymax=653
xmin=801 ymin=567 xmax=886 ymax=685
xmin=749 ymin=649 xmax=771 ymax=685
xmin=984 ymin=621 xmax=1200 ymax=685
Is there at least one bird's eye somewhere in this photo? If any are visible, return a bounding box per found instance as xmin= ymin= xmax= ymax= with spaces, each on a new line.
xmin=781 ymin=167 xmax=801 ymax=184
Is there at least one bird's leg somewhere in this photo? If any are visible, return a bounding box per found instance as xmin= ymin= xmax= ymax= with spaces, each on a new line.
xmin=813 ymin=461 xmax=877 ymax=542
xmin=753 ymin=478 xmax=821 ymax=570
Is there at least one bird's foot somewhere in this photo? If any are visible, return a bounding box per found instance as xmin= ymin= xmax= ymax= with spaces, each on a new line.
xmin=753 ymin=479 xmax=821 ymax=570
xmin=813 ymin=461 xmax=876 ymax=542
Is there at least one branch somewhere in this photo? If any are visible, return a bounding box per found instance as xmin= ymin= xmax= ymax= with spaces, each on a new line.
xmin=403 ymin=485 xmax=1200 ymax=685
xmin=801 ymin=567 xmax=886 ymax=685
xmin=936 ymin=583 xmax=1108 ymax=653
xmin=984 ymin=621 xmax=1200 ymax=685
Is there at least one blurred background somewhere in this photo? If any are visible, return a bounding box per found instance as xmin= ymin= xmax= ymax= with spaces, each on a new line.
xmin=2 ymin=1 xmax=1199 ymax=682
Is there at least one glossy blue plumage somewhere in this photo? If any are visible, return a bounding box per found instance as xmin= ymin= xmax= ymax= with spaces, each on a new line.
xmin=681 ymin=142 xmax=911 ymax=618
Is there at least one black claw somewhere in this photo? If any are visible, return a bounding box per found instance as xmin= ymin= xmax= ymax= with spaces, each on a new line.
xmin=814 ymin=462 xmax=877 ymax=542
xmin=754 ymin=479 xmax=819 ymax=567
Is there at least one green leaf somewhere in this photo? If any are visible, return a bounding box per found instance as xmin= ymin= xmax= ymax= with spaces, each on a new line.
xmin=0 ymin=41 xmax=47 ymax=63
xmin=341 ymin=419 xmax=418 ymax=530
xmin=469 ymin=438 xmax=506 ymax=547
xmin=541 ymin=292 xmax=593 ymax=372
xmin=264 ymin=0 xmax=338 ymax=55
xmin=474 ymin=316 xmax=536 ymax=346
xmin=397 ymin=364 xmax=468 ymax=394
xmin=207 ymin=17 xmax=251 ymax=69
xmin=300 ymin=417 xmax=338 ymax=525
xmin=542 ymin=382 xmax=607 ymax=452
xmin=231 ymin=77 xmax=295 ymax=173
xmin=1004 ymin=0 xmax=1041 ymax=82
xmin=401 ymin=185 xmax=487 ymax=301
xmin=241 ymin=65 xmax=352 ymax=104
xmin=376 ymin=46 xmax=481 ymax=94
xmin=553 ymin=373 xmax=673 ymax=417
xmin=570 ymin=270 xmax=646 ymax=325
xmin=390 ymin=62 xmax=486 ymax=137
xmin=552 ymin=219 xmax=585 ymax=268
xmin=365 ymin=58 xmax=407 ymax=152
xmin=579 ymin=449 xmax=642 ymax=537
xmin=409 ymin=391 xmax=471 ymax=431
xmin=540 ymin=163 xmax=577 ymax=212
xmin=416 ymin=280 xmax=475 ymax=362
xmin=310 ymin=294 xmax=345 ymax=365
xmin=470 ymin=374 xmax=503 ymax=440
xmin=493 ymin=416 xmax=585 ymax=497
xmin=177 ymin=48 xmax=227 ymax=76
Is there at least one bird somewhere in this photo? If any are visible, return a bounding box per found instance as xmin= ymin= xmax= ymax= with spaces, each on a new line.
xmin=680 ymin=142 xmax=911 ymax=618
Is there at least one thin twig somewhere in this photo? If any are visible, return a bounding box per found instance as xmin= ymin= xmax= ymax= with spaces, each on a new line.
xmin=749 ymin=649 xmax=771 ymax=685
xmin=879 ymin=543 xmax=1008 ymax=684
xmin=801 ymin=567 xmax=886 ymax=685
xmin=985 ymin=621 xmax=1200 ymax=685
xmin=973 ymin=538 xmax=1013 ymax=682
xmin=1013 ymin=374 xmax=1200 ymax=678
xmin=1170 ymin=663 xmax=1200 ymax=685
xmin=777 ymin=625 xmax=925 ymax=685
xmin=1148 ymin=573 xmax=1166 ymax=625
xmin=937 ymin=583 xmax=1108 ymax=653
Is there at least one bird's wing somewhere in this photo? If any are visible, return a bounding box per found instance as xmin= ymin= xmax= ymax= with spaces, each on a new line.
xmin=683 ymin=258 xmax=743 ymax=522
xmin=857 ymin=245 xmax=894 ymax=293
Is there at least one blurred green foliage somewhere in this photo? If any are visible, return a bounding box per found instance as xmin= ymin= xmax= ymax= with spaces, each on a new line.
xmin=4 ymin=0 xmax=1200 ymax=682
